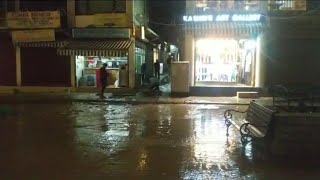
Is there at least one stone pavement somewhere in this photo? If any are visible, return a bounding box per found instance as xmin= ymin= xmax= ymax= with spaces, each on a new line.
xmin=0 ymin=92 xmax=273 ymax=105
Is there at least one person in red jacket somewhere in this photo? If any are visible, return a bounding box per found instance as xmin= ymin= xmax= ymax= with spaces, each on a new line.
xmin=99 ymin=63 xmax=108 ymax=98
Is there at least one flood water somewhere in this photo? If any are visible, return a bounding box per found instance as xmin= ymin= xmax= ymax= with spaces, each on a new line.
xmin=0 ymin=103 xmax=319 ymax=180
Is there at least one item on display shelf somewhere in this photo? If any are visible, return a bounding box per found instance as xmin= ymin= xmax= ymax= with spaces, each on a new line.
xmin=114 ymin=80 xmax=119 ymax=88
xmin=86 ymin=76 xmax=96 ymax=86
xmin=88 ymin=57 xmax=98 ymax=68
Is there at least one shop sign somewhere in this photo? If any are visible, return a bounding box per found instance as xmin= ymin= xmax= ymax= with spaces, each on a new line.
xmin=183 ymin=13 xmax=262 ymax=22
xmin=12 ymin=29 xmax=55 ymax=42
xmin=73 ymin=28 xmax=130 ymax=39
xmin=7 ymin=11 xmax=60 ymax=29
xmin=94 ymin=13 xmax=128 ymax=27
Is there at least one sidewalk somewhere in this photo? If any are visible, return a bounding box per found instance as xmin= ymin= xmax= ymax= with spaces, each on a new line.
xmin=0 ymin=92 xmax=273 ymax=105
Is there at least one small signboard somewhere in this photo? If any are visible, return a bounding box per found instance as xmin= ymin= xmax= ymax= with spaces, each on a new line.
xmin=12 ymin=29 xmax=55 ymax=42
xmin=73 ymin=28 xmax=131 ymax=39
xmin=7 ymin=11 xmax=60 ymax=29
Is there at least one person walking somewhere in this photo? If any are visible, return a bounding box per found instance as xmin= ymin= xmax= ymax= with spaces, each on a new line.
xmin=99 ymin=63 xmax=108 ymax=98
xmin=154 ymin=60 xmax=160 ymax=79
xmin=141 ymin=61 xmax=146 ymax=83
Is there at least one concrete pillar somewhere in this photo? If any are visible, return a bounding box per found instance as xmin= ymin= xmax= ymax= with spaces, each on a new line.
xmin=126 ymin=0 xmax=135 ymax=88
xmin=255 ymin=35 xmax=266 ymax=88
xmin=128 ymin=39 xmax=136 ymax=89
xmin=126 ymin=0 xmax=134 ymax=28
xmin=16 ymin=47 xmax=21 ymax=86
xmin=70 ymin=56 xmax=76 ymax=87
xmin=67 ymin=0 xmax=75 ymax=28
xmin=67 ymin=0 xmax=75 ymax=88
xmin=184 ymin=34 xmax=194 ymax=86
xmin=15 ymin=0 xmax=21 ymax=86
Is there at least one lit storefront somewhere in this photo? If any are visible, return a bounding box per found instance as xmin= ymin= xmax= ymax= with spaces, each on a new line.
xmin=184 ymin=13 xmax=266 ymax=89
xmin=57 ymin=28 xmax=133 ymax=88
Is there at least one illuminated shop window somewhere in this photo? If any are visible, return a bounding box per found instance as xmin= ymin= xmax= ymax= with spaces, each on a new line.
xmin=195 ymin=38 xmax=257 ymax=86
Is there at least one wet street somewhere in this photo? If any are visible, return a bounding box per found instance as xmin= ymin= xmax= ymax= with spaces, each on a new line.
xmin=1 ymin=102 xmax=320 ymax=180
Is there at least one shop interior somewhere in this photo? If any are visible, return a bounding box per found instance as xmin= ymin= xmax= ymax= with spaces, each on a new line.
xmin=76 ymin=55 xmax=128 ymax=88
xmin=75 ymin=47 xmax=146 ymax=88
xmin=195 ymin=38 xmax=257 ymax=87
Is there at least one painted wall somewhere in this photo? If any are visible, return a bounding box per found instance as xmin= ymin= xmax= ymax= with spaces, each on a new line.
xmin=0 ymin=32 xmax=16 ymax=86
xmin=20 ymin=47 xmax=71 ymax=86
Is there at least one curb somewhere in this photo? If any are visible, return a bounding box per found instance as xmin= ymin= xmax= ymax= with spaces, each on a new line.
xmin=0 ymin=98 xmax=251 ymax=106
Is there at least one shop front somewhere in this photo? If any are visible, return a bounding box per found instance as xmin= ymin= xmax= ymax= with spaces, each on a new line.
xmin=0 ymin=32 xmax=16 ymax=86
xmin=184 ymin=13 xmax=266 ymax=95
xmin=8 ymin=11 xmax=72 ymax=90
xmin=57 ymin=28 xmax=133 ymax=89
xmin=11 ymin=30 xmax=70 ymax=87
xmin=17 ymin=40 xmax=70 ymax=87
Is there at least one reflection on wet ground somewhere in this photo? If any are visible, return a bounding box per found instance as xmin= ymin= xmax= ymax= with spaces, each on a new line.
xmin=0 ymin=103 xmax=320 ymax=179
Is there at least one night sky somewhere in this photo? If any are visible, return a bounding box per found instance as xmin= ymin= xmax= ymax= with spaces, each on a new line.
xmin=147 ymin=0 xmax=185 ymax=44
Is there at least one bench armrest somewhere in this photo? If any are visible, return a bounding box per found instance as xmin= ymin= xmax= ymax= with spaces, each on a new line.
xmin=224 ymin=109 xmax=247 ymax=120
xmin=240 ymin=122 xmax=267 ymax=143
xmin=224 ymin=109 xmax=248 ymax=127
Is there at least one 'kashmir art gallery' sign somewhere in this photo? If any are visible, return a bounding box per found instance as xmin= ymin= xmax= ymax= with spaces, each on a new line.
xmin=183 ymin=13 xmax=263 ymax=22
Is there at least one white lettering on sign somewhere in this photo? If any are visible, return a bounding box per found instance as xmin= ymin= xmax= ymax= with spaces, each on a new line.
xmin=215 ymin=14 xmax=229 ymax=21
xmin=183 ymin=14 xmax=262 ymax=22
xmin=231 ymin=14 xmax=261 ymax=22
xmin=183 ymin=15 xmax=213 ymax=22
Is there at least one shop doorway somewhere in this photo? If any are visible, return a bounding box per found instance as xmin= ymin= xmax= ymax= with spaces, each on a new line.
xmin=194 ymin=38 xmax=257 ymax=87
xmin=75 ymin=56 xmax=128 ymax=88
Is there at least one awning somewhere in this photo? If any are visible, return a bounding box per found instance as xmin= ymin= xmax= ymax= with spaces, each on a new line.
xmin=14 ymin=41 xmax=68 ymax=48
xmin=184 ymin=22 xmax=265 ymax=37
xmin=57 ymin=39 xmax=132 ymax=57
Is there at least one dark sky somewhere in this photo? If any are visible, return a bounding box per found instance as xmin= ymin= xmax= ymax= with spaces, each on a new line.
xmin=147 ymin=0 xmax=185 ymax=44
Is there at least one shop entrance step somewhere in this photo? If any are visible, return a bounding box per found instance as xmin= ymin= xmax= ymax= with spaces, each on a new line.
xmin=237 ymin=91 xmax=259 ymax=98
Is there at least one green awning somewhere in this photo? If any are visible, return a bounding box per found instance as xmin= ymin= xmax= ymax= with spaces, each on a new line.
xmin=184 ymin=22 xmax=265 ymax=37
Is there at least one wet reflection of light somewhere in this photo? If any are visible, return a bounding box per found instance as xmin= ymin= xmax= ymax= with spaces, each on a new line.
xmin=181 ymin=107 xmax=243 ymax=179
xmin=98 ymin=105 xmax=132 ymax=155
xmin=193 ymin=113 xmax=226 ymax=166
xmin=244 ymin=143 xmax=253 ymax=161
xmin=137 ymin=151 xmax=148 ymax=172
xmin=157 ymin=105 xmax=172 ymax=136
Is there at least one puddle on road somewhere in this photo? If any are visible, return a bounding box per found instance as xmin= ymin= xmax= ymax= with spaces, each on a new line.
xmin=0 ymin=103 xmax=320 ymax=179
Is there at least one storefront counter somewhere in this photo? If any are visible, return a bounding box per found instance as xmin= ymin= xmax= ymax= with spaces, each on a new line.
xmin=84 ymin=68 xmax=120 ymax=87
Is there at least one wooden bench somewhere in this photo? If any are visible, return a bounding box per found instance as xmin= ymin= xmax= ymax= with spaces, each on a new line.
xmin=225 ymin=101 xmax=320 ymax=156
xmin=224 ymin=100 xmax=277 ymax=144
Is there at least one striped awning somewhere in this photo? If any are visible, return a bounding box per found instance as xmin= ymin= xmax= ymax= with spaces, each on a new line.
xmin=14 ymin=41 xmax=68 ymax=48
xmin=185 ymin=22 xmax=265 ymax=37
xmin=57 ymin=39 xmax=132 ymax=57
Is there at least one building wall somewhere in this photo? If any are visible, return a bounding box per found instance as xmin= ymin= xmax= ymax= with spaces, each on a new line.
xmin=0 ymin=32 xmax=16 ymax=86
xmin=21 ymin=47 xmax=71 ymax=86
xmin=264 ymin=15 xmax=320 ymax=87
xmin=264 ymin=38 xmax=320 ymax=86
xmin=75 ymin=0 xmax=126 ymax=15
